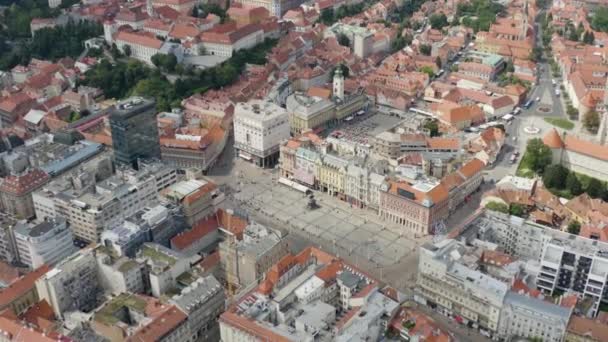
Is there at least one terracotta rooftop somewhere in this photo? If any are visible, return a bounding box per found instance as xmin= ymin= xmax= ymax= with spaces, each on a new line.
xmin=216 ymin=208 xmax=248 ymax=240
xmin=542 ymin=128 xmax=564 ymax=148
xmin=115 ymin=30 xmax=163 ymax=49
xmin=171 ymin=216 xmax=219 ymax=251
xmin=567 ymin=316 xmax=608 ymax=341
xmin=458 ymin=158 xmax=486 ymax=179
xmin=128 ymin=306 xmax=187 ymax=342
xmin=0 ymin=265 xmax=50 ymax=307
xmin=0 ymin=168 xmax=49 ymax=196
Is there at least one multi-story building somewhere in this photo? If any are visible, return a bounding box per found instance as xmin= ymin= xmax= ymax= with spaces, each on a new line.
xmin=379 ymin=179 xmax=450 ymax=236
xmin=343 ymin=164 xmax=387 ymax=209
xmin=286 ymin=92 xmax=336 ymax=135
xmin=37 ymin=163 xmax=176 ymax=243
xmin=471 ymin=210 xmax=608 ymax=317
xmin=136 ymin=243 xmax=197 ymax=298
xmin=543 ymin=128 xmax=608 ymax=182
xmin=199 ymin=23 xmax=264 ymax=58
xmin=0 ymin=168 xmax=49 ymax=219
xmin=160 ymin=124 xmax=229 ymax=173
xmin=94 ymin=246 xmax=146 ymax=295
xmin=109 ymin=97 xmax=161 ymax=169
xmin=0 ymin=265 xmax=50 ymax=315
xmin=233 ymin=0 xmax=307 ymax=17
xmin=219 ymin=221 xmax=289 ymax=294
xmin=498 ymin=291 xmax=571 ymax=342
xmin=219 ymin=247 xmax=399 ymax=341
xmin=234 ymin=99 xmax=290 ymax=168
xmin=0 ymin=214 xmax=18 ymax=264
xmin=101 ymin=204 xmax=187 ymax=257
xmin=416 ymin=239 xmax=508 ymax=335
xmin=163 ymin=178 xmax=225 ymax=226
xmin=170 ymin=275 xmax=225 ymax=342
xmin=13 ymin=217 xmax=75 ymax=269
xmin=92 ymin=293 xmax=189 ymax=342
xmin=35 ymin=248 xmax=101 ymax=318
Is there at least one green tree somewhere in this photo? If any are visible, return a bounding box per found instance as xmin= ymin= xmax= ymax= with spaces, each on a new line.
xmin=419 ymin=66 xmax=435 ymax=78
xmin=583 ymin=110 xmax=600 ymax=133
xmin=123 ymin=44 xmax=132 ymax=57
xmin=419 ymin=44 xmax=431 ymax=56
xmin=586 ymin=178 xmax=604 ymax=198
xmin=435 ymin=56 xmax=442 ymax=68
xmin=583 ymin=31 xmax=595 ymax=44
xmin=429 ymin=13 xmax=448 ymax=29
xmin=529 ymin=46 xmax=543 ymax=62
xmin=543 ymin=164 xmax=568 ymax=189
xmin=320 ymin=8 xmax=335 ymax=25
xmin=567 ymin=220 xmax=581 ymax=235
xmin=526 ymin=138 xmax=553 ymax=174
xmin=486 ymin=201 xmax=509 ymax=214
xmin=592 ymin=7 xmax=608 ymax=32
xmin=337 ymin=33 xmax=350 ymax=47
xmin=509 ymin=204 xmax=525 ymax=217
xmin=424 ymin=119 xmax=439 ymax=137
xmin=565 ymin=172 xmax=583 ymax=196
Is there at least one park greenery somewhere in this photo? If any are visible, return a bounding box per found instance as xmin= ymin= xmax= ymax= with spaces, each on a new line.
xmin=582 ymin=110 xmax=600 ymax=134
xmin=485 ymin=201 xmax=525 ymax=217
xmin=319 ymin=3 xmax=366 ymax=25
xmin=419 ymin=44 xmax=432 ymax=56
xmin=457 ymin=0 xmax=505 ymax=33
xmin=591 ymin=7 xmax=608 ymax=33
xmin=567 ymin=220 xmax=581 ymax=235
xmin=80 ymin=38 xmax=278 ymax=112
xmin=543 ymin=117 xmax=575 ymax=130
xmin=191 ymin=3 xmax=229 ymax=23
xmin=0 ymin=0 xmax=102 ymax=70
xmin=429 ymin=13 xmax=449 ymax=30
xmin=516 ymin=139 xmax=608 ymax=200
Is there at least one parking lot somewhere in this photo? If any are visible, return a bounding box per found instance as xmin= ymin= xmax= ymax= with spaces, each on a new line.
xmin=327 ymin=111 xmax=404 ymax=145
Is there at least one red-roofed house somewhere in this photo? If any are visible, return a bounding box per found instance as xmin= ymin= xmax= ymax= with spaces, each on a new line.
xmin=0 ymin=168 xmax=49 ymax=219
xmin=542 ymin=129 xmax=608 ymax=182
xmin=0 ymin=265 xmax=50 ymax=316
xmin=199 ymin=23 xmax=264 ymax=57
xmin=114 ymin=29 xmax=166 ymax=65
xmin=170 ymin=215 xmax=220 ymax=256
xmin=0 ymin=92 xmax=36 ymax=127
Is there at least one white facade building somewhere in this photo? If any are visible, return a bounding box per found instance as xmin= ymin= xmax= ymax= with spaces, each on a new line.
xmin=35 ymin=248 xmax=100 ymax=318
xmin=498 ymin=292 xmax=571 ymax=342
xmin=200 ymin=24 xmax=264 ymax=58
xmin=13 ymin=218 xmax=75 ymax=269
xmin=416 ymin=239 xmax=508 ymax=335
xmin=234 ymin=100 xmax=290 ymax=167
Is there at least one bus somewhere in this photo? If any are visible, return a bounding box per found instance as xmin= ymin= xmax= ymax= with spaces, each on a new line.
xmin=278 ymin=177 xmax=312 ymax=194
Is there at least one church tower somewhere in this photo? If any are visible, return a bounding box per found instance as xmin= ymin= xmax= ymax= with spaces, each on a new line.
xmin=597 ymin=75 xmax=608 ymax=145
xmin=333 ymin=67 xmax=344 ymax=100
xmin=146 ymin=0 xmax=155 ymax=18
xmin=520 ymin=0 xmax=529 ymax=40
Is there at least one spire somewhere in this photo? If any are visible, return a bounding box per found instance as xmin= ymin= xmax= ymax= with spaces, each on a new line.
xmin=146 ymin=0 xmax=154 ymax=18
xmin=597 ymin=77 xmax=608 ymax=145
xmin=333 ymin=66 xmax=345 ymax=100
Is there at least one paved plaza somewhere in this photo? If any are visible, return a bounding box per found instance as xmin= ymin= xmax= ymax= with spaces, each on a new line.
xmin=210 ymin=155 xmax=426 ymax=290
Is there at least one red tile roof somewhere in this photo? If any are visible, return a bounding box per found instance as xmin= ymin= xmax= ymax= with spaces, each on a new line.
xmin=0 ymin=169 xmax=49 ymax=196
xmin=171 ymin=216 xmax=219 ymax=251
xmin=216 ymin=209 xmax=248 ymax=240
xmin=128 ymin=306 xmax=187 ymax=342
xmin=543 ymin=128 xmax=564 ymax=148
xmin=458 ymin=158 xmax=486 ymax=179
xmin=567 ymin=316 xmax=608 ymax=341
xmin=0 ymin=265 xmax=50 ymax=307
xmin=115 ymin=30 xmax=163 ymax=49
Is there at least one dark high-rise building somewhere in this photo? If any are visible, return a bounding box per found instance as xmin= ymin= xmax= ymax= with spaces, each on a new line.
xmin=109 ymin=97 xmax=161 ymax=169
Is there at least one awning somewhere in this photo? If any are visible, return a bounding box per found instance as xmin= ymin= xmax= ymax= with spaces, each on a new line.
xmin=239 ymin=152 xmax=252 ymax=161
